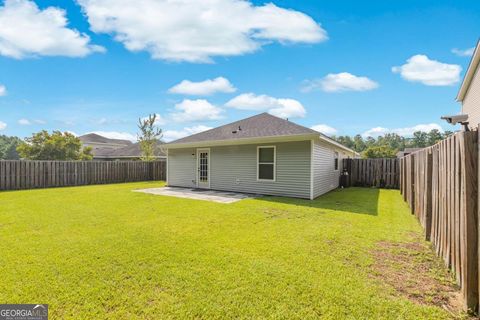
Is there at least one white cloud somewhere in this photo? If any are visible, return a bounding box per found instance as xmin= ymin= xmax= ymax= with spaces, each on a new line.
xmin=163 ymin=125 xmax=212 ymax=142
xmin=66 ymin=130 xmax=78 ymax=136
xmin=168 ymin=77 xmax=236 ymax=96
xmin=89 ymin=131 xmax=137 ymax=141
xmin=311 ymin=124 xmax=337 ymax=135
xmin=0 ymin=120 xmax=6 ymax=130
xmin=392 ymin=55 xmax=461 ymax=86
xmin=362 ymin=123 xmax=443 ymax=138
xmin=171 ymin=99 xmax=224 ymax=122
xmin=303 ymin=72 xmax=379 ymax=93
xmin=0 ymin=0 xmax=104 ymax=59
xmin=78 ymin=0 xmax=327 ymax=63
xmin=0 ymin=84 xmax=6 ymax=96
xmin=18 ymin=118 xmax=46 ymax=125
xmin=225 ymin=93 xmax=306 ymax=118
xmin=452 ymin=47 xmax=475 ymax=57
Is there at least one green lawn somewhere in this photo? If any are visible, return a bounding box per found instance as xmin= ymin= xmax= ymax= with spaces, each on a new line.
xmin=0 ymin=182 xmax=458 ymax=319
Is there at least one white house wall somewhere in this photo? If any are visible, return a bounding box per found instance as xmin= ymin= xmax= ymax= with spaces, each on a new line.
xmin=462 ymin=64 xmax=480 ymax=129
xmin=312 ymin=138 xmax=349 ymax=199
xmin=168 ymin=141 xmax=311 ymax=199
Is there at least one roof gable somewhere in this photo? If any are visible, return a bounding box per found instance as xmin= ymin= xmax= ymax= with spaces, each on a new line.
xmin=168 ymin=113 xmax=318 ymax=145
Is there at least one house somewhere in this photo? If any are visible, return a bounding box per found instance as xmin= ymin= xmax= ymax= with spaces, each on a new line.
xmin=79 ymin=133 xmax=166 ymax=161
xmin=457 ymin=40 xmax=480 ymax=129
xmin=79 ymin=133 xmax=132 ymax=158
xmin=165 ymin=113 xmax=358 ymax=199
xmin=104 ymin=141 xmax=166 ymax=161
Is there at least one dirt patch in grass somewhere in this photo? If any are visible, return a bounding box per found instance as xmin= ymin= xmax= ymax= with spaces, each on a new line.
xmin=371 ymin=239 xmax=464 ymax=316
xmin=260 ymin=208 xmax=310 ymax=220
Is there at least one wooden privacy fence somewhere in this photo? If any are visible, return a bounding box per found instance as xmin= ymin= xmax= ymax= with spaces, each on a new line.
xmin=0 ymin=160 xmax=166 ymax=191
xmin=400 ymin=130 xmax=478 ymax=312
xmin=343 ymin=158 xmax=399 ymax=188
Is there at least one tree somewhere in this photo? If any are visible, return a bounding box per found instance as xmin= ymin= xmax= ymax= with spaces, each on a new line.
xmin=0 ymin=135 xmax=22 ymax=160
xmin=362 ymin=145 xmax=397 ymax=159
xmin=426 ymin=129 xmax=444 ymax=146
xmin=333 ymin=128 xmax=456 ymax=158
xmin=353 ymin=134 xmax=366 ymax=152
xmin=137 ymin=114 xmax=163 ymax=161
xmin=332 ymin=135 xmax=354 ymax=150
xmin=377 ymin=133 xmax=405 ymax=151
xmin=411 ymin=131 xmax=428 ymax=148
xmin=443 ymin=130 xmax=454 ymax=138
xmin=17 ymin=131 xmax=93 ymax=160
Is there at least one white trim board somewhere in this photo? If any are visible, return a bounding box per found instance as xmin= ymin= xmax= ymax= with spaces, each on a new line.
xmin=196 ymin=148 xmax=211 ymax=189
xmin=256 ymin=145 xmax=276 ymax=182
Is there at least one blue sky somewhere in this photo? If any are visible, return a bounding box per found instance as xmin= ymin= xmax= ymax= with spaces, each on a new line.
xmin=0 ymin=0 xmax=479 ymax=141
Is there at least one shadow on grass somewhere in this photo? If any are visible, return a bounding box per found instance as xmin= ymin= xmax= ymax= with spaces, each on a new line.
xmin=257 ymin=187 xmax=380 ymax=216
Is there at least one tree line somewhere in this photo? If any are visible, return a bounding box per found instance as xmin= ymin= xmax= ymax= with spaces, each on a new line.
xmin=0 ymin=120 xmax=452 ymax=160
xmin=332 ymin=129 xmax=453 ymax=158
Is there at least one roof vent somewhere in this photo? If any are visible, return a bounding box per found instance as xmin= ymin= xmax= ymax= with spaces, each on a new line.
xmin=232 ymin=125 xmax=242 ymax=134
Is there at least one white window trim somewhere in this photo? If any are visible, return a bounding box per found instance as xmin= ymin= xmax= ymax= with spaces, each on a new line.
xmin=196 ymin=148 xmax=211 ymax=188
xmin=334 ymin=151 xmax=339 ymax=171
xmin=257 ymin=145 xmax=276 ymax=182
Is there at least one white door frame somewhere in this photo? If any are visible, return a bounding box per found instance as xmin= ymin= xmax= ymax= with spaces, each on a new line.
xmin=196 ymin=148 xmax=210 ymax=189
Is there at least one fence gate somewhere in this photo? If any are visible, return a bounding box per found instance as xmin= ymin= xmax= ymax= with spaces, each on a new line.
xmin=343 ymin=158 xmax=399 ymax=189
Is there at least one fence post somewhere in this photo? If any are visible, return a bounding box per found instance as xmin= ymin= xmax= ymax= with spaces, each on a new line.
xmin=410 ymin=153 xmax=415 ymax=215
xmin=425 ymin=149 xmax=433 ymax=241
xmin=461 ymin=130 xmax=479 ymax=311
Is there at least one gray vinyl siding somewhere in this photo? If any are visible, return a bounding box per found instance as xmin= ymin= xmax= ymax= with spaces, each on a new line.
xmin=168 ymin=139 xmax=355 ymax=199
xmin=167 ymin=148 xmax=197 ymax=188
xmin=462 ymin=64 xmax=480 ymax=129
xmin=312 ymin=139 xmax=349 ymax=199
xmin=210 ymin=141 xmax=311 ymax=198
xmin=168 ymin=141 xmax=311 ymax=198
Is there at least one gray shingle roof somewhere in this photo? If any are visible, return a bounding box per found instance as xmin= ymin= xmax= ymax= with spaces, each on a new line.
xmin=168 ymin=113 xmax=319 ymax=145
xmin=79 ymin=133 xmax=133 ymax=146
xmin=107 ymin=142 xmax=166 ymax=158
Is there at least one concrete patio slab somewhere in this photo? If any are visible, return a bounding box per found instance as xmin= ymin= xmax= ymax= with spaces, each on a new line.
xmin=133 ymin=187 xmax=259 ymax=204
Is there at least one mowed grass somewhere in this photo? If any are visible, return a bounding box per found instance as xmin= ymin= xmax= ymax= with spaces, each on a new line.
xmin=0 ymin=182 xmax=453 ymax=319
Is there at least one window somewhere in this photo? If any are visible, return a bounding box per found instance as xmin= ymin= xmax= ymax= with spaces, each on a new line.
xmin=334 ymin=151 xmax=339 ymax=171
xmin=257 ymin=146 xmax=276 ymax=181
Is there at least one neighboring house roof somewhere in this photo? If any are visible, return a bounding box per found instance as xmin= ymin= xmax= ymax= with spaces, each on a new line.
xmin=403 ymin=147 xmax=423 ymax=153
xmin=166 ymin=112 xmax=357 ymax=155
xmin=79 ymin=133 xmax=165 ymax=159
xmin=396 ymin=147 xmax=423 ymax=158
xmin=79 ymin=133 xmax=133 ymax=146
xmin=105 ymin=142 xmax=166 ymax=159
xmin=457 ymin=39 xmax=480 ymax=102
